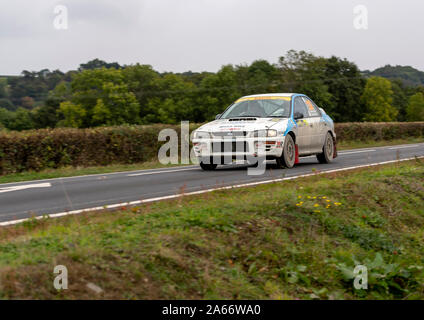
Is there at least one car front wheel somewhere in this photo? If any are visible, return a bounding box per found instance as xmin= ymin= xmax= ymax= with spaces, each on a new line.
xmin=276 ymin=134 xmax=296 ymax=168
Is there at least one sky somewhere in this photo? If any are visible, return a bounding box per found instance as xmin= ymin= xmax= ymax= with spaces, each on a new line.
xmin=0 ymin=0 xmax=423 ymax=75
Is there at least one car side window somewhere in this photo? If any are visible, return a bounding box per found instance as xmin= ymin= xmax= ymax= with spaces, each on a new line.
xmin=294 ymin=97 xmax=309 ymax=118
xmin=302 ymin=97 xmax=321 ymax=117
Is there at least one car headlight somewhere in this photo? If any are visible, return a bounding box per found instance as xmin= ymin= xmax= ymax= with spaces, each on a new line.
xmin=193 ymin=131 xmax=210 ymax=139
xmin=252 ymin=129 xmax=277 ymax=137
xmin=267 ymin=129 xmax=277 ymax=137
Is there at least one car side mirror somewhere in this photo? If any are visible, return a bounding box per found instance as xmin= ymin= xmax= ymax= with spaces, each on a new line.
xmin=294 ymin=112 xmax=304 ymax=120
xmin=215 ymin=114 xmax=221 ymax=120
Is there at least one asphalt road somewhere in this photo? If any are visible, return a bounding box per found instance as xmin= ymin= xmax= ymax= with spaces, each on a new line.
xmin=0 ymin=143 xmax=423 ymax=224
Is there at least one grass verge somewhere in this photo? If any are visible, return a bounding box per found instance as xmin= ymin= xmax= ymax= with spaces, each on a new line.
xmin=0 ymin=138 xmax=423 ymax=184
xmin=0 ymin=159 xmax=423 ymax=299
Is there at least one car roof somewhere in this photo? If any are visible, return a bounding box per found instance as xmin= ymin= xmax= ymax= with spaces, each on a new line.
xmin=240 ymin=93 xmax=298 ymax=99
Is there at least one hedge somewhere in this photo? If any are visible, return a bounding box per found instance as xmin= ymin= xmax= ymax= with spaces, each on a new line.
xmin=0 ymin=122 xmax=423 ymax=175
xmin=335 ymin=122 xmax=424 ymax=142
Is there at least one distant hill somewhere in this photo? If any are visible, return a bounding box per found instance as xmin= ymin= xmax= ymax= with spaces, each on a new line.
xmin=363 ymin=65 xmax=424 ymax=87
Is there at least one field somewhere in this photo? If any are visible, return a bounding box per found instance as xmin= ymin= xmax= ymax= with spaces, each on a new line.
xmin=0 ymin=160 xmax=423 ymax=299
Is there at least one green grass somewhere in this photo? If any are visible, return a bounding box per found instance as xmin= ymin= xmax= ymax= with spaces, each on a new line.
xmin=0 ymin=138 xmax=422 ymax=185
xmin=0 ymin=159 xmax=423 ymax=299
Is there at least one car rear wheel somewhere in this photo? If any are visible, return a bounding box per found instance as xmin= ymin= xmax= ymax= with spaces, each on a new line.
xmin=276 ymin=134 xmax=296 ymax=168
xmin=200 ymin=162 xmax=217 ymax=171
xmin=317 ymin=132 xmax=334 ymax=164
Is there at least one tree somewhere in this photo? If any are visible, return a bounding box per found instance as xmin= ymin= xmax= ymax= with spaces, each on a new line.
xmin=198 ymin=65 xmax=241 ymax=121
xmin=143 ymin=73 xmax=197 ymax=124
xmin=79 ymin=59 xmax=121 ymax=71
xmin=65 ymin=68 xmax=141 ymax=127
xmin=90 ymin=82 xmax=141 ymax=126
xmin=0 ymin=78 xmax=7 ymax=98
xmin=7 ymin=107 xmax=34 ymax=131
xmin=0 ymin=108 xmax=13 ymax=128
xmin=20 ymin=96 xmax=35 ymax=109
xmin=57 ymin=101 xmax=86 ymax=128
xmin=323 ymin=56 xmax=366 ymax=122
xmin=361 ymin=77 xmax=398 ymax=122
xmin=32 ymin=82 xmax=70 ymax=129
xmin=121 ymin=64 xmax=160 ymax=119
xmin=278 ymin=50 xmax=333 ymax=116
xmin=406 ymin=92 xmax=424 ymax=121
xmin=0 ymin=98 xmax=15 ymax=111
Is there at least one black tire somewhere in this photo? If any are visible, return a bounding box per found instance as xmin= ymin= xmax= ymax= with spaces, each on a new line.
xmin=200 ymin=162 xmax=218 ymax=171
xmin=317 ymin=132 xmax=334 ymax=164
xmin=276 ymin=134 xmax=296 ymax=168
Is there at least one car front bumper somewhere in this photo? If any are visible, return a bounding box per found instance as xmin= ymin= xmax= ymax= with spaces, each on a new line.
xmin=193 ymin=136 xmax=285 ymax=163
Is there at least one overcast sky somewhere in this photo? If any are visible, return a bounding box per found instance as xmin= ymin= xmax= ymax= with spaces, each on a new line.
xmin=0 ymin=0 xmax=423 ymax=75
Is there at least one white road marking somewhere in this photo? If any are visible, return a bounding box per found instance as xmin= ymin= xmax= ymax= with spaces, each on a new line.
xmin=338 ymin=149 xmax=376 ymax=155
xmin=128 ymin=167 xmax=198 ymax=176
xmin=0 ymin=183 xmax=51 ymax=194
xmin=1 ymin=156 xmax=423 ymax=227
xmin=388 ymin=145 xmax=420 ymax=150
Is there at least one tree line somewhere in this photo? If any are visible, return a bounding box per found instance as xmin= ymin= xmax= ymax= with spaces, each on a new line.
xmin=1 ymin=51 xmax=424 ymax=131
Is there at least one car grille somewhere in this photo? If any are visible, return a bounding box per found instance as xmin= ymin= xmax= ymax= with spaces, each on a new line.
xmin=211 ymin=141 xmax=249 ymax=153
xmin=212 ymin=131 xmax=248 ymax=137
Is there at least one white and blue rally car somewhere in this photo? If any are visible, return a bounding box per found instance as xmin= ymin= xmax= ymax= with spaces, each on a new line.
xmin=193 ymin=93 xmax=337 ymax=170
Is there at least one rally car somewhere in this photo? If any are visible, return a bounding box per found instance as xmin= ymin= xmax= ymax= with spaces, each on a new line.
xmin=192 ymin=93 xmax=337 ymax=170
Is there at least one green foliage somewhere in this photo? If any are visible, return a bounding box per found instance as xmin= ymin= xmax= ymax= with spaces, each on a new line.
xmin=78 ymin=58 xmax=121 ymax=71
xmin=361 ymin=77 xmax=398 ymax=122
xmin=63 ymin=68 xmax=141 ymax=127
xmin=366 ymin=64 xmax=424 ymax=87
xmin=337 ymin=253 xmax=423 ymax=298
xmin=2 ymin=54 xmax=424 ymax=131
xmin=279 ymin=51 xmax=333 ymax=109
xmin=57 ymin=101 xmax=86 ymax=128
xmin=335 ymin=122 xmax=424 ymax=142
xmin=323 ymin=56 xmax=366 ymax=121
xmin=0 ymin=78 xmax=8 ymax=98
xmin=0 ymin=107 xmax=34 ymax=131
xmin=406 ymin=92 xmax=424 ymax=121
xmin=0 ymin=99 xmax=15 ymax=111
xmin=7 ymin=69 xmax=64 ymax=106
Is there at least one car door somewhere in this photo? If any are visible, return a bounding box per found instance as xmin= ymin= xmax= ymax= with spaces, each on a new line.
xmin=302 ymin=97 xmax=325 ymax=153
xmin=293 ymin=97 xmax=312 ymax=154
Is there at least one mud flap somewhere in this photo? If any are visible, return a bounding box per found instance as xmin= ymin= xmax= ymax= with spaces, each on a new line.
xmin=295 ymin=144 xmax=299 ymax=164
xmin=333 ymin=139 xmax=338 ymax=159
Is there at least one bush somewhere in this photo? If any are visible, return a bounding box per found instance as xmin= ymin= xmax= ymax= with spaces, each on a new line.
xmin=0 ymin=124 xmax=191 ymax=174
xmin=335 ymin=122 xmax=424 ymax=142
xmin=0 ymin=122 xmax=423 ymax=175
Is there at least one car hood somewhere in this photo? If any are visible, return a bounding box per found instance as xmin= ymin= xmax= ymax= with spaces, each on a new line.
xmin=196 ymin=118 xmax=289 ymax=133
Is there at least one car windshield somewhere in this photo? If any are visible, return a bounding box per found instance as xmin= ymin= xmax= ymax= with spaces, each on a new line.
xmin=220 ymin=97 xmax=291 ymax=119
